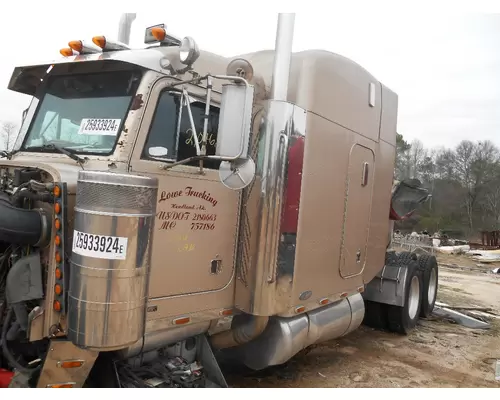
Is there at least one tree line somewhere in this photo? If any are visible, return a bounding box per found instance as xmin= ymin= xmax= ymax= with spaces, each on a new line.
xmin=395 ymin=133 xmax=500 ymax=239
xmin=0 ymin=121 xmax=17 ymax=152
xmin=0 ymin=117 xmax=496 ymax=239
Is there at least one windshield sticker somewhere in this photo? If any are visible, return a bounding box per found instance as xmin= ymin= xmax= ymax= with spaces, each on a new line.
xmin=78 ymin=118 xmax=121 ymax=136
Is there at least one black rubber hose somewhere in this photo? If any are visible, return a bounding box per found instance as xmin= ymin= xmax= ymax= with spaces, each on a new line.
xmin=1 ymin=308 xmax=41 ymax=375
xmin=13 ymin=190 xmax=53 ymax=208
xmin=0 ymin=193 xmax=44 ymax=246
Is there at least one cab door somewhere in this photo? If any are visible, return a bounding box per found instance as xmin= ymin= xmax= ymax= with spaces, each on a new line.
xmin=339 ymin=144 xmax=375 ymax=278
xmin=128 ymin=78 xmax=241 ymax=300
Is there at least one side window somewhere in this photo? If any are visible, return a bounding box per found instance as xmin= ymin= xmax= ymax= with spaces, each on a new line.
xmin=143 ymin=90 xmax=221 ymax=170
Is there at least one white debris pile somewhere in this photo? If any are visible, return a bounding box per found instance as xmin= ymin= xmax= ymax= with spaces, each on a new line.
xmin=466 ymin=249 xmax=500 ymax=263
xmin=435 ymin=244 xmax=471 ymax=254
xmin=393 ymin=231 xmax=434 ymax=247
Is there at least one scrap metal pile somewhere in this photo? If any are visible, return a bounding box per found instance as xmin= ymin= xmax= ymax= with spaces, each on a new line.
xmin=115 ymin=356 xmax=206 ymax=388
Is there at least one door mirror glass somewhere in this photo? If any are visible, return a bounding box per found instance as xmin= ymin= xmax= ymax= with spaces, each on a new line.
xmin=215 ymin=83 xmax=254 ymax=159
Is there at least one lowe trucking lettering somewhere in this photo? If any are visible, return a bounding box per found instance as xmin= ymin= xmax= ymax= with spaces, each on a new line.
xmin=158 ymin=186 xmax=218 ymax=207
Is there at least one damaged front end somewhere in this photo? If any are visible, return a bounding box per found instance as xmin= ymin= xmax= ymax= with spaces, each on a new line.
xmin=0 ymin=166 xmax=66 ymax=385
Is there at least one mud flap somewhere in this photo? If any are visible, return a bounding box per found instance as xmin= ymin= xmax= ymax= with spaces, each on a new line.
xmin=197 ymin=334 xmax=228 ymax=388
xmin=35 ymin=339 xmax=98 ymax=388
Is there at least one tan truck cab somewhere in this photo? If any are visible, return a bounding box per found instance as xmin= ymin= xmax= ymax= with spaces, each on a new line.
xmin=0 ymin=14 xmax=436 ymax=388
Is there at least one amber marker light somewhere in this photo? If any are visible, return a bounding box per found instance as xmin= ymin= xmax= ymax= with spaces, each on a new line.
xmin=54 ymin=284 xmax=62 ymax=295
xmin=57 ymin=360 xmax=84 ymax=369
xmin=53 ymin=300 xmax=61 ymax=312
xmin=53 ymin=185 xmax=61 ymax=198
xmin=151 ymin=27 xmax=166 ymax=41
xmin=55 ymin=268 xmax=62 ymax=280
xmin=54 ymin=202 xmax=61 ymax=214
xmin=59 ymin=48 xmax=73 ymax=57
xmin=46 ymin=383 xmax=74 ymax=388
xmin=92 ymin=36 xmax=106 ymax=48
xmin=68 ymin=40 xmax=83 ymax=53
xmin=173 ymin=316 xmax=190 ymax=325
xmin=295 ymin=306 xmax=305 ymax=313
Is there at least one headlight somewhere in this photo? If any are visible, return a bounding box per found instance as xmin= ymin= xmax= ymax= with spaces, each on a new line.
xmin=179 ymin=36 xmax=200 ymax=65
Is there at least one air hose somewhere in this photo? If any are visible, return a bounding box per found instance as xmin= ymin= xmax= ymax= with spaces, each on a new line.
xmin=1 ymin=308 xmax=42 ymax=375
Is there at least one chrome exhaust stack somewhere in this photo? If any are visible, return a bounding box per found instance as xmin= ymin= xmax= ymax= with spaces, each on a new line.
xmin=270 ymin=13 xmax=295 ymax=101
xmin=117 ymin=13 xmax=137 ymax=45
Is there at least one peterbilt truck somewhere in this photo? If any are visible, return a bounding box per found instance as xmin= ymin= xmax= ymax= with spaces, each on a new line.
xmin=0 ymin=13 xmax=437 ymax=388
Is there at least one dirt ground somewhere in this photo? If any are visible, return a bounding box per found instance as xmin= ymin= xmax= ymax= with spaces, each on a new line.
xmin=223 ymin=253 xmax=500 ymax=388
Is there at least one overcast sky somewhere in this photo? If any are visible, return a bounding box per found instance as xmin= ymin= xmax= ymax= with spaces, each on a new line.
xmin=0 ymin=2 xmax=499 ymax=150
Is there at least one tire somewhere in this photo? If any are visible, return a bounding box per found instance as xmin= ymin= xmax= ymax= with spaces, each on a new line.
xmin=417 ymin=254 xmax=438 ymax=318
xmin=386 ymin=254 xmax=423 ymax=334
xmin=363 ymin=300 xmax=388 ymax=330
xmin=396 ymin=251 xmax=418 ymax=266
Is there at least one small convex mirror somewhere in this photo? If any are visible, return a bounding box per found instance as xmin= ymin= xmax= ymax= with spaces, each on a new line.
xmin=215 ymin=83 xmax=254 ymax=159
xmin=148 ymin=146 xmax=169 ymax=158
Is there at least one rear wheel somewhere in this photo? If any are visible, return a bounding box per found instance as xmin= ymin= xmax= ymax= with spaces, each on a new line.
xmin=386 ymin=253 xmax=423 ymax=334
xmin=417 ymin=255 xmax=438 ymax=318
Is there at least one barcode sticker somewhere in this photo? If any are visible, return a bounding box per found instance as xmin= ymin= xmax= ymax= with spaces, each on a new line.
xmin=78 ymin=118 xmax=121 ymax=136
xmin=72 ymin=230 xmax=128 ymax=260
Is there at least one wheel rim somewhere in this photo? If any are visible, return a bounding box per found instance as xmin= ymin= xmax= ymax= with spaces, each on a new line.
xmin=427 ymin=267 xmax=437 ymax=305
xmin=408 ymin=275 xmax=420 ymax=320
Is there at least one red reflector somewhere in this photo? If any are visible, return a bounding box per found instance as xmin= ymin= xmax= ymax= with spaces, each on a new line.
xmin=0 ymin=369 xmax=14 ymax=388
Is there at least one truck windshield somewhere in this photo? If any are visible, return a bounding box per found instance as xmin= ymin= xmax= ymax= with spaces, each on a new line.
xmin=21 ymin=70 xmax=141 ymax=155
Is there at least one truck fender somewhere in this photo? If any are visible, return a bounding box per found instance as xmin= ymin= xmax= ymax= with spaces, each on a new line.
xmin=362 ymin=262 xmax=412 ymax=308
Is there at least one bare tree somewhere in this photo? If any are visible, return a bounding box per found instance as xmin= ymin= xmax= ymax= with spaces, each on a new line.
xmin=1 ymin=121 xmax=18 ymax=152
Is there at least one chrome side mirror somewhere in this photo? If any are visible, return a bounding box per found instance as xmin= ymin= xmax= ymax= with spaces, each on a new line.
xmin=215 ymin=83 xmax=254 ymax=159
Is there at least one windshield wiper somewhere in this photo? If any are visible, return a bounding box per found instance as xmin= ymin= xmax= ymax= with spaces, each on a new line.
xmin=0 ymin=149 xmax=20 ymax=160
xmin=24 ymin=144 xmax=87 ymax=166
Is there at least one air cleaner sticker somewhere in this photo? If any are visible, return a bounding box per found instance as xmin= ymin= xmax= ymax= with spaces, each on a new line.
xmin=72 ymin=230 xmax=128 ymax=260
xmin=78 ymin=118 xmax=121 ymax=136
